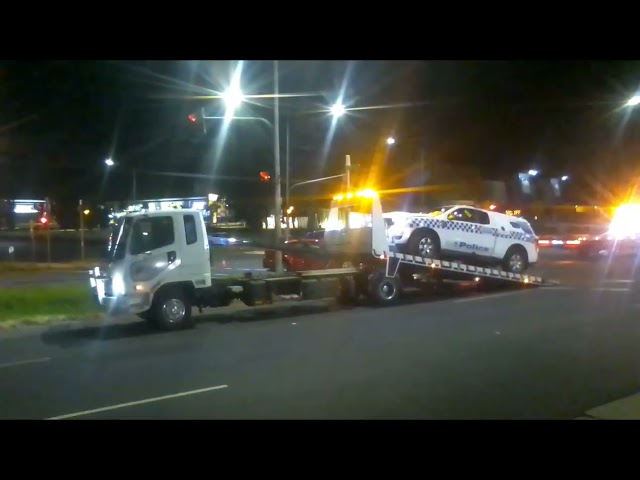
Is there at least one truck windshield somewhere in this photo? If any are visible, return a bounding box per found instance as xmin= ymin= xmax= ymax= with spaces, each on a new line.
xmin=107 ymin=217 xmax=130 ymax=262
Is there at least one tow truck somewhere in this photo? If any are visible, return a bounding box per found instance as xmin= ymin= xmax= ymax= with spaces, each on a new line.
xmin=89 ymin=188 xmax=555 ymax=331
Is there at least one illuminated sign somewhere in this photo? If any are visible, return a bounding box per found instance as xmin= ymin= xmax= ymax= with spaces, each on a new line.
xmin=505 ymin=210 xmax=522 ymax=216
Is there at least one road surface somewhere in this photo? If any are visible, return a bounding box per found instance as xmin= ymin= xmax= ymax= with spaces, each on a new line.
xmin=1 ymin=251 xmax=640 ymax=419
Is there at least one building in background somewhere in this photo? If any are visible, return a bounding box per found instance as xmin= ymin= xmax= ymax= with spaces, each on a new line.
xmin=104 ymin=194 xmax=243 ymax=229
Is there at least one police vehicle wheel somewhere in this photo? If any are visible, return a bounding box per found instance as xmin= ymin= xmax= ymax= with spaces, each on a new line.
xmin=408 ymin=230 xmax=440 ymax=259
xmin=368 ymin=272 xmax=401 ymax=306
xmin=502 ymin=246 xmax=528 ymax=274
xmin=151 ymin=287 xmax=194 ymax=331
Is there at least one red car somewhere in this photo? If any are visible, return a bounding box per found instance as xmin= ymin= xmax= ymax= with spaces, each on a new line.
xmin=263 ymin=238 xmax=327 ymax=272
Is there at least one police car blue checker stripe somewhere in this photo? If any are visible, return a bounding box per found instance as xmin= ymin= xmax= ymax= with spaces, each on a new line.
xmin=406 ymin=218 xmax=535 ymax=244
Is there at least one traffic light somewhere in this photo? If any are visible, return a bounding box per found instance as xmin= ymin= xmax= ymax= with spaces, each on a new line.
xmin=187 ymin=108 xmax=207 ymax=134
xmin=260 ymin=171 xmax=271 ymax=182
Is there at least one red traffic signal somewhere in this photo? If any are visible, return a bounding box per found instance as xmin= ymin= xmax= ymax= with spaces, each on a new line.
xmin=260 ymin=171 xmax=271 ymax=182
xmin=188 ymin=114 xmax=197 ymax=122
xmin=40 ymin=216 xmax=48 ymax=224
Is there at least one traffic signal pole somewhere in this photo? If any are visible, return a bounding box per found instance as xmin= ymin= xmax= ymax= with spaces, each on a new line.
xmin=273 ymin=61 xmax=283 ymax=274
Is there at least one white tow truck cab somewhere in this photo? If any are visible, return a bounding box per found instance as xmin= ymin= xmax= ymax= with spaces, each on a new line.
xmin=90 ymin=189 xmax=549 ymax=331
xmin=385 ymin=205 xmax=538 ymax=273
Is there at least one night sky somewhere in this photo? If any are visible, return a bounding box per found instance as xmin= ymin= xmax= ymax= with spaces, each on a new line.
xmin=1 ymin=60 xmax=639 ymax=208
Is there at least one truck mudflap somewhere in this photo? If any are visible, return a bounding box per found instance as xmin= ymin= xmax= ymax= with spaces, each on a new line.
xmin=382 ymin=251 xmax=555 ymax=286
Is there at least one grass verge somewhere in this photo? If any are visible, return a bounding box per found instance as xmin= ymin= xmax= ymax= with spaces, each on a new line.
xmin=0 ymin=285 xmax=102 ymax=328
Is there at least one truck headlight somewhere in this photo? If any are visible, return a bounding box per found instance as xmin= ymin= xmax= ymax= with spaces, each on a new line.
xmin=112 ymin=273 xmax=126 ymax=296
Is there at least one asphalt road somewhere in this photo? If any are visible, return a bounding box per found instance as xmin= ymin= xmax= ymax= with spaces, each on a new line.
xmin=1 ymin=250 xmax=640 ymax=419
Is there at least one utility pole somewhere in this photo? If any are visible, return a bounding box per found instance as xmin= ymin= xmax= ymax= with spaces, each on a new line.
xmin=345 ymin=155 xmax=351 ymax=190
xmin=79 ymin=199 xmax=85 ymax=261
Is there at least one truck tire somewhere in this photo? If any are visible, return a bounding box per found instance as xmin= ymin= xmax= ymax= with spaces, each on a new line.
xmin=407 ymin=229 xmax=441 ymax=259
xmin=368 ymin=272 xmax=401 ymax=306
xmin=502 ymin=245 xmax=528 ymax=274
xmin=150 ymin=287 xmax=194 ymax=331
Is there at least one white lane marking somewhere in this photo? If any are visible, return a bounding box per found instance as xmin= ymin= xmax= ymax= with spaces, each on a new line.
xmin=592 ymin=287 xmax=631 ymax=292
xmin=603 ymin=279 xmax=633 ymax=284
xmin=0 ymin=357 xmax=51 ymax=369
xmin=46 ymin=384 xmax=229 ymax=420
xmin=244 ymin=250 xmax=265 ymax=255
xmin=541 ymin=286 xmax=577 ymax=291
xmin=453 ymin=290 xmax=532 ymax=303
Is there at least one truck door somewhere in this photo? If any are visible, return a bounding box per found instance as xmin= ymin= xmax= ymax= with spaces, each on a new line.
xmin=127 ymin=215 xmax=181 ymax=286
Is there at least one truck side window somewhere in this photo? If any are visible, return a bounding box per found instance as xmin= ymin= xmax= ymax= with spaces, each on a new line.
xmin=129 ymin=216 xmax=175 ymax=255
xmin=184 ymin=214 xmax=198 ymax=245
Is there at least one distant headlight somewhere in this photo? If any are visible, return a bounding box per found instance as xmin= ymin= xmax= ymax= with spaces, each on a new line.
xmin=228 ymin=237 xmax=237 ymax=243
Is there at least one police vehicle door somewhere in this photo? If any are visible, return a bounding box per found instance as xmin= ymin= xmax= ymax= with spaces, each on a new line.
xmin=446 ymin=208 xmax=495 ymax=257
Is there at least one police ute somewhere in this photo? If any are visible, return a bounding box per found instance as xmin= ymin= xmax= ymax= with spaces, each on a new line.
xmin=385 ymin=205 xmax=538 ymax=273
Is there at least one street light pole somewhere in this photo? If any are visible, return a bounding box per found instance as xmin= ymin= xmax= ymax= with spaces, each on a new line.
xmin=273 ymin=61 xmax=283 ymax=273
xmin=132 ymin=168 xmax=137 ymax=203
xmin=286 ymin=119 xmax=290 ymax=213
xmin=285 ymin=118 xmax=291 ymax=240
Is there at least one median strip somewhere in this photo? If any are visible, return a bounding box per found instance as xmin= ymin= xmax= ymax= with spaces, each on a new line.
xmin=0 ymin=285 xmax=102 ymax=329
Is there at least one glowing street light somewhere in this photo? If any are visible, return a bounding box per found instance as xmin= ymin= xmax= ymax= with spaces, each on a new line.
xmin=105 ymin=158 xmax=115 ymax=167
xmin=330 ymin=102 xmax=345 ymax=118
xmin=528 ymin=169 xmax=539 ymax=176
xmin=561 ymin=175 xmax=569 ymax=181
xmin=386 ymin=137 xmax=396 ymax=146
xmin=222 ymin=86 xmax=245 ymax=117
xmin=625 ymin=95 xmax=640 ymax=107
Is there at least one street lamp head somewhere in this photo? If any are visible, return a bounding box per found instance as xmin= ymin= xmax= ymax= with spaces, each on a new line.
xmin=528 ymin=169 xmax=538 ymax=176
xmin=386 ymin=137 xmax=396 ymax=146
xmin=222 ymin=86 xmax=245 ymax=114
xmin=330 ymin=102 xmax=345 ymax=118
xmin=561 ymin=175 xmax=569 ymax=181
xmin=625 ymin=95 xmax=640 ymax=107
xmin=105 ymin=158 xmax=115 ymax=167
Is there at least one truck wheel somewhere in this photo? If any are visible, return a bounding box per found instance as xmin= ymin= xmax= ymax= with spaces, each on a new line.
xmin=408 ymin=230 xmax=440 ymax=259
xmin=368 ymin=272 xmax=401 ymax=306
xmin=502 ymin=246 xmax=528 ymax=274
xmin=151 ymin=288 xmax=194 ymax=331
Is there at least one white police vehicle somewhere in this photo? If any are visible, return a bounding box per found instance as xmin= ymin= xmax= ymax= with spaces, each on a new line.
xmin=385 ymin=205 xmax=538 ymax=273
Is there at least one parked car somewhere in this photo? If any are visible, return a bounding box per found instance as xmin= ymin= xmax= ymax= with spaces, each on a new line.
xmin=208 ymin=232 xmax=249 ymax=247
xmin=263 ymin=238 xmax=327 ymax=272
